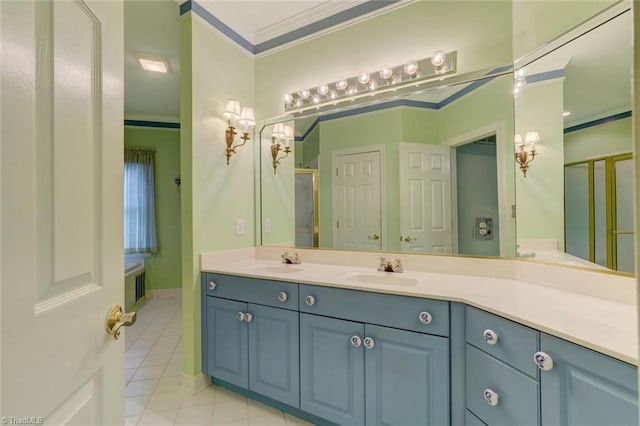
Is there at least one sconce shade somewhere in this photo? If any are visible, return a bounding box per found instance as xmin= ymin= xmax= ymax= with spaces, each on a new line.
xmin=224 ymin=99 xmax=241 ymax=119
xmin=525 ymin=131 xmax=540 ymax=145
xmin=272 ymin=123 xmax=286 ymax=138
xmin=239 ymin=107 xmax=256 ymax=127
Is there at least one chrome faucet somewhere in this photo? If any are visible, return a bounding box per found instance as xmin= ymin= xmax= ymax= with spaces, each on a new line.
xmin=377 ymin=257 xmax=404 ymax=273
xmin=281 ymin=252 xmax=301 ymax=264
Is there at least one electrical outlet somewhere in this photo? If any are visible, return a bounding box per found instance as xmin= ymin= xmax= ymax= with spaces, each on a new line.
xmin=474 ymin=217 xmax=493 ymax=240
xmin=235 ymin=219 xmax=244 ymax=236
xmin=264 ymin=218 xmax=272 ymax=233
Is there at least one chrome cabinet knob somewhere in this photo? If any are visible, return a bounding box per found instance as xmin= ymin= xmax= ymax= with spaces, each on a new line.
xmin=363 ymin=337 xmax=375 ymax=349
xmin=483 ymin=329 xmax=499 ymax=345
xmin=208 ymin=281 xmax=217 ymax=291
xmin=236 ymin=312 xmax=246 ymax=322
xmin=418 ymin=311 xmax=432 ymax=325
xmin=483 ymin=388 xmax=499 ymax=406
xmin=350 ymin=335 xmax=362 ymax=348
xmin=244 ymin=313 xmax=253 ymax=323
xmin=305 ymin=295 xmax=315 ymax=306
xmin=533 ymin=351 xmax=554 ymax=371
xmin=277 ymin=291 xmax=288 ymax=302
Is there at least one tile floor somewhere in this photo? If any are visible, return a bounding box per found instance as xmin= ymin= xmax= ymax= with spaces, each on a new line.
xmin=124 ymin=295 xmax=313 ymax=426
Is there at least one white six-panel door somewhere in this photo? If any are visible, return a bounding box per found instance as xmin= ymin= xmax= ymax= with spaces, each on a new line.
xmin=399 ymin=142 xmax=453 ymax=253
xmin=334 ymin=150 xmax=383 ymax=250
xmin=1 ymin=0 xmax=124 ymax=423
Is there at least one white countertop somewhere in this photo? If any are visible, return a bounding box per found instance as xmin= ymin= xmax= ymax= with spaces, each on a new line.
xmin=201 ymin=247 xmax=638 ymax=366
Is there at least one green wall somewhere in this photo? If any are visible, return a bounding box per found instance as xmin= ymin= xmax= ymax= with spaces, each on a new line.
xmin=515 ymin=78 xmax=565 ymax=249
xmin=564 ymin=117 xmax=632 ymax=163
xmin=181 ymin=15 xmax=256 ymax=377
xmin=512 ymin=0 xmax=618 ymax=60
xmin=125 ymin=126 xmax=181 ymax=290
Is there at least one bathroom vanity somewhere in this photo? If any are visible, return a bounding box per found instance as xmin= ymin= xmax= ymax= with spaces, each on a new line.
xmin=200 ymin=247 xmax=638 ymax=426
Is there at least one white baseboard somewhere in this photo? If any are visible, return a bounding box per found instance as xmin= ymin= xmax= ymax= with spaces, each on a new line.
xmin=181 ymin=372 xmax=210 ymax=394
xmin=146 ymin=288 xmax=181 ymax=298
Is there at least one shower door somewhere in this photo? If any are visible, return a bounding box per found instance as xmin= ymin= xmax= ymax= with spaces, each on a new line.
xmin=295 ymin=169 xmax=318 ymax=247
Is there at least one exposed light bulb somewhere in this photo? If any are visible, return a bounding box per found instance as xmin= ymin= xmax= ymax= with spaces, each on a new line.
xmin=318 ymin=85 xmax=329 ymax=96
xmin=329 ymin=90 xmax=337 ymax=100
xmin=431 ymin=50 xmax=446 ymax=68
xmin=380 ymin=66 xmax=393 ymax=81
xmin=294 ymin=99 xmax=303 ymax=108
xmin=312 ymin=95 xmax=320 ymax=104
xmin=284 ymin=94 xmax=294 ymax=104
xmin=336 ymin=79 xmax=349 ymax=91
xmin=299 ymin=89 xmax=311 ymax=100
xmin=403 ymin=60 xmax=418 ymax=77
xmin=358 ymin=73 xmax=370 ymax=85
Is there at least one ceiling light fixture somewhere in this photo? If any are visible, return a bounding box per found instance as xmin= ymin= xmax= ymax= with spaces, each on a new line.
xmin=136 ymin=53 xmax=169 ymax=73
xmin=284 ymin=50 xmax=457 ymax=113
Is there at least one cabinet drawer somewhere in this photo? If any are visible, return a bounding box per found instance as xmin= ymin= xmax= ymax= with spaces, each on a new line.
xmin=466 ymin=306 xmax=539 ymax=378
xmin=203 ymin=273 xmax=298 ymax=310
xmin=299 ymin=284 xmax=449 ymax=337
xmin=466 ymin=344 xmax=539 ymax=426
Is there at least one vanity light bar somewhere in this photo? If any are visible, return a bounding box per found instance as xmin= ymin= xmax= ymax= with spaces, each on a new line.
xmin=284 ymin=51 xmax=457 ymax=114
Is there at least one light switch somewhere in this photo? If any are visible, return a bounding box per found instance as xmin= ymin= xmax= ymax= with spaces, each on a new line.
xmin=264 ymin=218 xmax=272 ymax=233
xmin=235 ymin=219 xmax=244 ymax=236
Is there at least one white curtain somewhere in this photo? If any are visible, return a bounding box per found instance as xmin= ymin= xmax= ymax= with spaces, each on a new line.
xmin=124 ymin=149 xmax=158 ymax=253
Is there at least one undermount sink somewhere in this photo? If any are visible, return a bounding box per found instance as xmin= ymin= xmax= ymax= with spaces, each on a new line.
xmin=336 ymin=272 xmax=420 ymax=286
xmin=253 ymin=265 xmax=304 ymax=274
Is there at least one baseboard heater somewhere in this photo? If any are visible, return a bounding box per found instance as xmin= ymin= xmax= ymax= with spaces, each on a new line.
xmin=135 ymin=272 xmax=146 ymax=302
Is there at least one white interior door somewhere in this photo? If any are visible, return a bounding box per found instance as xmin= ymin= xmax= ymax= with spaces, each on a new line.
xmin=334 ymin=151 xmax=383 ymax=250
xmin=399 ymin=142 xmax=452 ymax=253
xmin=1 ymin=1 xmax=124 ymax=423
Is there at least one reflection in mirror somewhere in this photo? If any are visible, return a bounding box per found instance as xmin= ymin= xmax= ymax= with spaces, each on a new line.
xmin=514 ymin=7 xmax=633 ymax=273
xmin=260 ymin=70 xmax=516 ymax=258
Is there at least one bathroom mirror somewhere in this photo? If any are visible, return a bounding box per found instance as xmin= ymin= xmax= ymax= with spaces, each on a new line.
xmin=259 ymin=68 xmax=517 ymax=258
xmin=513 ymin=5 xmax=634 ymax=273
xmin=257 ymin=3 xmax=634 ymax=275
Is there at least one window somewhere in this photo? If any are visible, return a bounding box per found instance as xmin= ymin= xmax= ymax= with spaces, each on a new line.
xmin=124 ymin=149 xmax=157 ymax=253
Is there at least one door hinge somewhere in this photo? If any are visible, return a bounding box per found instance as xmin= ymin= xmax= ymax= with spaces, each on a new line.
xmin=337 ymin=220 xmax=340 ymax=229
xmin=511 ymin=204 xmax=516 ymax=218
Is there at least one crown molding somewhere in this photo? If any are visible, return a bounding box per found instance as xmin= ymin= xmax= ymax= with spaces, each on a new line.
xmin=254 ymin=0 xmax=368 ymax=44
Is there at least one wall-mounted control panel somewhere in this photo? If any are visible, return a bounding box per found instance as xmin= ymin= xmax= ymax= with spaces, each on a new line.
xmin=475 ymin=217 xmax=493 ymax=240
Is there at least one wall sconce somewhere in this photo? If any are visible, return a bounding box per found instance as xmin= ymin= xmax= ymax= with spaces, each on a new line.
xmin=224 ymin=99 xmax=255 ymax=165
xmin=283 ymin=50 xmax=457 ymax=113
xmin=515 ymin=131 xmax=540 ymax=177
xmin=271 ymin=123 xmax=293 ymax=174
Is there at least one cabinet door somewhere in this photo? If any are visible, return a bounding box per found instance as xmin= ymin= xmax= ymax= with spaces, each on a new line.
xmin=365 ymin=324 xmax=450 ymax=426
xmin=248 ymin=304 xmax=300 ymax=408
xmin=300 ymin=313 xmax=365 ymax=425
xmin=540 ymin=334 xmax=638 ymax=426
xmin=204 ymin=297 xmax=249 ymax=388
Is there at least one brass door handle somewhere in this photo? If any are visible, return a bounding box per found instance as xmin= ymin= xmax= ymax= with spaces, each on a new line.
xmin=368 ymin=233 xmax=380 ymax=240
xmin=401 ymin=235 xmax=417 ymax=243
xmin=106 ymin=305 xmax=137 ymax=340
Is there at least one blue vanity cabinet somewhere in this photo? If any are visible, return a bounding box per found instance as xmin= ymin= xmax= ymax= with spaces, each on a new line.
xmin=299 ymin=313 xmax=366 ymax=425
xmin=364 ymin=324 xmax=449 ymax=426
xmin=299 ymin=284 xmax=450 ymax=426
xmin=201 ymin=273 xmax=300 ymax=408
xmin=464 ymin=306 xmax=540 ymax=426
xmin=539 ymin=333 xmax=638 ymax=426
xmin=203 ymin=296 xmax=249 ymax=388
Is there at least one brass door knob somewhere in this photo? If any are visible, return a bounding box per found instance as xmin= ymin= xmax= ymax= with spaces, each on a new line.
xmin=106 ymin=305 xmax=137 ymax=340
xmin=368 ymin=233 xmax=380 ymax=240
